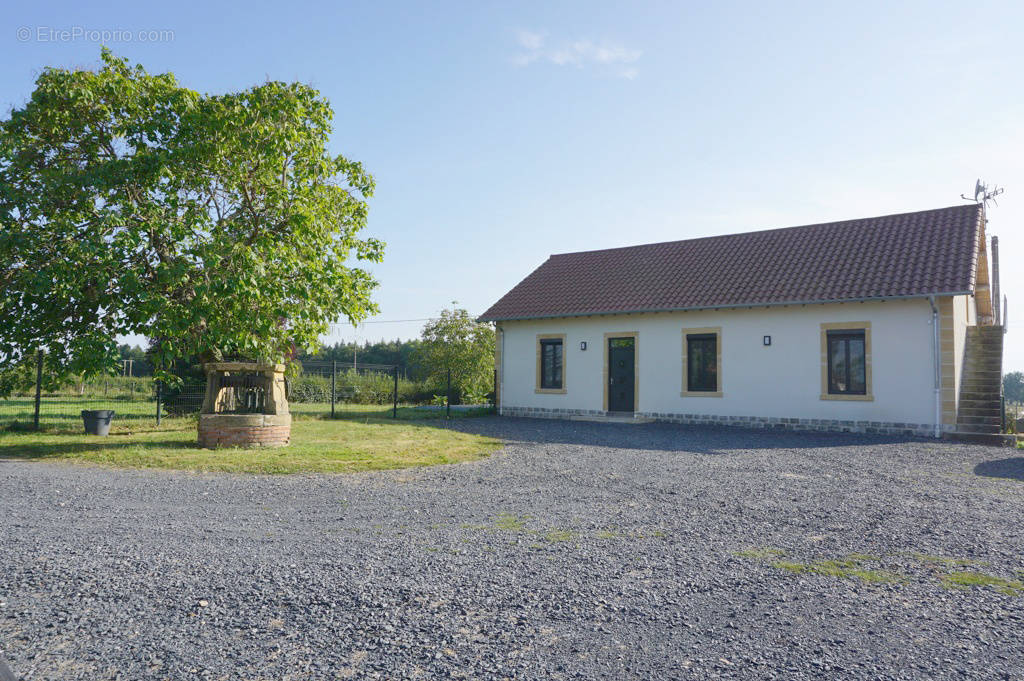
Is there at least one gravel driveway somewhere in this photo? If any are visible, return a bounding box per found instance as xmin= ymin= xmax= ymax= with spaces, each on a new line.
xmin=2 ymin=417 xmax=1023 ymax=680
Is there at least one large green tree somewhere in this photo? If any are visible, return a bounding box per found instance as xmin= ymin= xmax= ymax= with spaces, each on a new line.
xmin=0 ymin=50 xmax=383 ymax=392
xmin=1004 ymin=371 xmax=1024 ymax=404
xmin=415 ymin=308 xmax=495 ymax=400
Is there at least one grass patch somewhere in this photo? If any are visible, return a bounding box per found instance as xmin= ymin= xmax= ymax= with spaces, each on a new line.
xmin=939 ymin=571 xmax=1024 ymax=595
xmin=0 ymin=397 xmax=495 ymax=434
xmin=492 ymin=513 xmax=530 ymax=532
xmin=770 ymin=556 xmax=903 ymax=584
xmin=595 ymin=529 xmax=622 ymax=540
xmin=739 ymin=547 xmax=1022 ymax=594
xmin=543 ymin=529 xmax=575 ymax=543
xmin=0 ymin=419 xmax=501 ymax=474
xmin=318 ymin=403 xmax=496 ymax=421
xmin=905 ymin=552 xmax=985 ymax=567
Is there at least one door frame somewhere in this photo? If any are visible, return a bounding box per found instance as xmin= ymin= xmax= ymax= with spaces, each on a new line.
xmin=603 ymin=331 xmax=639 ymax=412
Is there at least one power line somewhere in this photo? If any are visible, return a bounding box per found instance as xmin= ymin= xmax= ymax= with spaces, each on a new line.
xmin=327 ymin=313 xmax=484 ymax=330
xmin=332 ymin=317 xmax=434 ymax=326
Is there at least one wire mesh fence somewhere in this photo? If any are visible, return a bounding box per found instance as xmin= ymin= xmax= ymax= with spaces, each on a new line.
xmin=288 ymin=361 xmax=407 ymax=419
xmin=0 ymin=355 xmax=499 ymax=432
xmin=0 ymin=360 xmax=424 ymax=431
xmin=0 ymin=370 xmax=206 ymax=431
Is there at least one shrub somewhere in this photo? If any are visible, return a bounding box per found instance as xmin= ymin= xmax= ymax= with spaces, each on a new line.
xmin=287 ymin=371 xmax=435 ymax=406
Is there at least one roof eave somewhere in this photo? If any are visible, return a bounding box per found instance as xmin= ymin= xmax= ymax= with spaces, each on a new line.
xmin=477 ymin=291 xmax=973 ymax=323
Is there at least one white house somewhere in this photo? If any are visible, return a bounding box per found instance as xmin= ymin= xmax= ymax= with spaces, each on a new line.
xmin=479 ymin=204 xmax=1005 ymax=438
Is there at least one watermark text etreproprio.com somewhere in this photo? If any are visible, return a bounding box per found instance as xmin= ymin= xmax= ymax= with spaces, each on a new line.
xmin=17 ymin=26 xmax=175 ymax=43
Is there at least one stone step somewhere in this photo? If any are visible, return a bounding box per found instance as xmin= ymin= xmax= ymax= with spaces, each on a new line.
xmin=959 ymin=385 xmax=1001 ymax=393
xmin=956 ymin=415 xmax=1002 ymax=426
xmin=959 ymin=393 xmax=1002 ymax=403
xmin=958 ymin=399 xmax=1002 ymax=411
xmin=946 ymin=432 xmax=1017 ymax=447
xmin=966 ymin=341 xmax=1004 ymax=349
xmin=954 ymin=422 xmax=1003 ymax=434
xmin=957 ymin=404 xmax=1002 ymax=414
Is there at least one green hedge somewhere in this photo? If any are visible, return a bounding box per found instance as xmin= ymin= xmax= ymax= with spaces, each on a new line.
xmin=287 ymin=371 xmax=437 ymax=405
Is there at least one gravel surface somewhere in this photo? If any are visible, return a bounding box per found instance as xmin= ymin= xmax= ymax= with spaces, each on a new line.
xmin=2 ymin=417 xmax=1023 ymax=680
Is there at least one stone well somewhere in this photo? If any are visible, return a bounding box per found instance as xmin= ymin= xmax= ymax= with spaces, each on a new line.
xmin=198 ymin=362 xmax=291 ymax=448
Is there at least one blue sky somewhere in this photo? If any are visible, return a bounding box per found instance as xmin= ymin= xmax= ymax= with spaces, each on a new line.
xmin=4 ymin=0 xmax=1023 ymax=370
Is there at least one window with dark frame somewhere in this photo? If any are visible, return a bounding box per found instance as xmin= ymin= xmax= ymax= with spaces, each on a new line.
xmin=539 ymin=338 xmax=563 ymax=390
xmin=686 ymin=333 xmax=718 ymax=392
xmin=827 ymin=330 xmax=866 ymax=395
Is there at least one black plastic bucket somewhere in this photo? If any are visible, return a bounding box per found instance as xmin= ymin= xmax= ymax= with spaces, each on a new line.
xmin=81 ymin=410 xmax=115 ymax=436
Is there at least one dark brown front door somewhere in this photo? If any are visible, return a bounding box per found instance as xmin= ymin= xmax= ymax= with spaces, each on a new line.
xmin=607 ymin=337 xmax=635 ymax=412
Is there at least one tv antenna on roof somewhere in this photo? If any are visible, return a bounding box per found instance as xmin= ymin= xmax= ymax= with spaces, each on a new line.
xmin=962 ymin=179 xmax=1004 ymax=207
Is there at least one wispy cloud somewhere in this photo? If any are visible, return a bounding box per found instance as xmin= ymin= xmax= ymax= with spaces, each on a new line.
xmin=512 ymin=29 xmax=641 ymax=79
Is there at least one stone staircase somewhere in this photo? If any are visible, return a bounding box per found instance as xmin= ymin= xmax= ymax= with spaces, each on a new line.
xmin=954 ymin=325 xmax=1006 ymax=443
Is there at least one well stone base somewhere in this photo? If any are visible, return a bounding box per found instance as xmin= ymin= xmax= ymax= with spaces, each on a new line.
xmin=198 ymin=413 xmax=291 ymax=448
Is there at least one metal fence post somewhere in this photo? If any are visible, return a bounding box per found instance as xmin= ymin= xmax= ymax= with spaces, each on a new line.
xmin=446 ymin=368 xmax=451 ymax=420
xmin=156 ymin=379 xmax=162 ymax=426
xmin=393 ymin=366 xmax=398 ymax=419
xmin=33 ymin=349 xmax=43 ymax=430
xmin=331 ymin=360 xmax=337 ymax=419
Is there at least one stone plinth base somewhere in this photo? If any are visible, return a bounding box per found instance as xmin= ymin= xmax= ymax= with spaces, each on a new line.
xmin=198 ymin=413 xmax=291 ymax=449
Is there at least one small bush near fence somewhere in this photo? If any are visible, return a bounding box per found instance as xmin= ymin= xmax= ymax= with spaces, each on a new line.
xmin=287 ymin=371 xmax=434 ymax=405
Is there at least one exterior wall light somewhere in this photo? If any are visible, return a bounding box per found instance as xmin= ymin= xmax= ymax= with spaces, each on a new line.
xmin=763 ymin=335 xmax=772 ymax=346
xmin=580 ymin=341 xmax=587 ymax=351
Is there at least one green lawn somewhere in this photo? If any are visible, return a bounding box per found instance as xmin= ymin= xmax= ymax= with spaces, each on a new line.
xmin=0 ymin=396 xmax=494 ymax=430
xmin=0 ymin=418 xmax=502 ymax=474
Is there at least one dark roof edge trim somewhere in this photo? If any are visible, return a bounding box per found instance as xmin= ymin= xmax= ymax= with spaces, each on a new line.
xmin=478 ymin=291 xmax=973 ymax=323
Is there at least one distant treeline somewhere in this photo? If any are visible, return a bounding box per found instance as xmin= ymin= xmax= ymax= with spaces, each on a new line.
xmin=294 ymin=340 xmax=426 ymax=377
xmin=122 ymin=338 xmax=431 ymax=379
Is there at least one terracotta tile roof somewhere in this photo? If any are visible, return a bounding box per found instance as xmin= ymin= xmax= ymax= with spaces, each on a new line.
xmin=479 ymin=204 xmax=983 ymax=321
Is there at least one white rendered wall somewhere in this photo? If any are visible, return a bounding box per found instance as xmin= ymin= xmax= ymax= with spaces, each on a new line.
xmin=498 ymin=299 xmax=938 ymax=427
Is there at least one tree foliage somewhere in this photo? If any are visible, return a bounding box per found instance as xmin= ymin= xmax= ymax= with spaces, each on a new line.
xmin=298 ymin=339 xmax=424 ymax=374
xmin=1004 ymin=371 xmax=1024 ymax=404
xmin=414 ymin=309 xmax=495 ymax=397
xmin=0 ymin=50 xmax=383 ymax=392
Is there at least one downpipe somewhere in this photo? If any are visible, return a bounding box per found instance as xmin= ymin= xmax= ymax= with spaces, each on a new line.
xmin=928 ymin=296 xmax=941 ymax=438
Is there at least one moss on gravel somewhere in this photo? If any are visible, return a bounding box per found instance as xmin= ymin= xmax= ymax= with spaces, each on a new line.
xmin=939 ymin=571 xmax=1024 ymax=595
xmin=770 ymin=556 xmax=904 ymax=584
